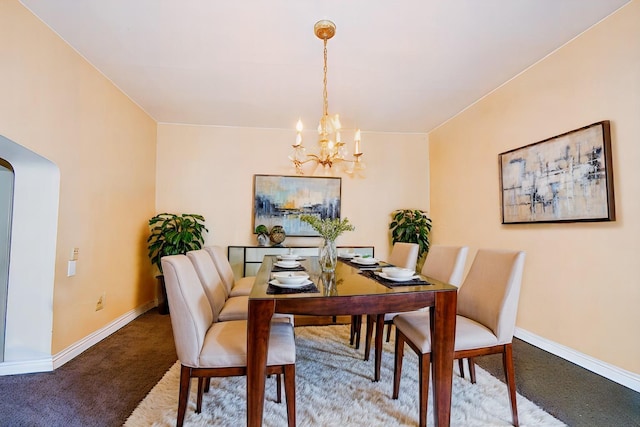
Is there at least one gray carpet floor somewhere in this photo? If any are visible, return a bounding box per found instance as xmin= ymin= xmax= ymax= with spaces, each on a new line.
xmin=0 ymin=309 xmax=637 ymax=426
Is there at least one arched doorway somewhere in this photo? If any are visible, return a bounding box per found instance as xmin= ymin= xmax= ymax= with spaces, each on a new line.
xmin=0 ymin=159 xmax=13 ymax=362
xmin=0 ymin=135 xmax=58 ymax=374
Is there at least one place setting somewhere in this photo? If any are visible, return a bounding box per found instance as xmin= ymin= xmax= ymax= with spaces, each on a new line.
xmin=361 ymin=267 xmax=431 ymax=287
xmin=267 ymin=271 xmax=319 ymax=294
xmin=342 ymin=254 xmax=383 ymax=269
xmin=272 ymin=253 xmax=307 ymax=271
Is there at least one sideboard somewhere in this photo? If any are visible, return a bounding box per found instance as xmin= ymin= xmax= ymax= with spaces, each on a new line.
xmin=228 ymin=245 xmax=375 ymax=280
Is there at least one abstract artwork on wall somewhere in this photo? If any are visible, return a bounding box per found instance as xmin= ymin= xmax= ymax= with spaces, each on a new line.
xmin=253 ymin=175 xmax=341 ymax=236
xmin=499 ymin=121 xmax=615 ymax=224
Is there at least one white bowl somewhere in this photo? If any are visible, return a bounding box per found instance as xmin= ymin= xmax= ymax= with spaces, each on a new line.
xmin=272 ymin=271 xmax=309 ymax=285
xmin=276 ymin=260 xmax=299 ymax=268
xmin=353 ymin=257 xmax=378 ymax=265
xmin=382 ymin=267 xmax=415 ymax=278
xmin=279 ymin=254 xmax=298 ymax=260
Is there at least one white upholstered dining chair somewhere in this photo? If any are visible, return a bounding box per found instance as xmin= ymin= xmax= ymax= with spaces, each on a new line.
xmin=392 ymin=248 xmax=526 ymax=427
xmin=162 ymin=254 xmax=297 ymax=427
xmin=350 ymin=242 xmax=420 ymax=348
xmin=205 ymin=245 xmax=255 ymax=297
xmin=362 ymin=245 xmax=469 ymax=361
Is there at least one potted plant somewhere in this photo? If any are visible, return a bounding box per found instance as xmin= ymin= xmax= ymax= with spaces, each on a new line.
xmin=147 ymin=213 xmax=208 ymax=313
xmin=389 ymin=209 xmax=432 ymax=270
xmin=300 ymin=215 xmax=355 ymax=272
xmin=255 ymin=224 xmax=270 ymax=246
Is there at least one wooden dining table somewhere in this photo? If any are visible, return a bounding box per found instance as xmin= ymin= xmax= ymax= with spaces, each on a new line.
xmin=247 ymin=255 xmax=458 ymax=427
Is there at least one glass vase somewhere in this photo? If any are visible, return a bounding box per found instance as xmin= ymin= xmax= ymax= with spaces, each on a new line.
xmin=319 ymin=238 xmax=337 ymax=273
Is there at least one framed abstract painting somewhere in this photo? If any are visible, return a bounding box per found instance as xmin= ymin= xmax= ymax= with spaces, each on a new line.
xmin=499 ymin=121 xmax=615 ymax=224
xmin=253 ymin=175 xmax=342 ymax=236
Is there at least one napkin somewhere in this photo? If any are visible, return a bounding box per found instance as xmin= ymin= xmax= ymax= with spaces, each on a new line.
xmin=360 ymin=269 xmax=431 ymax=287
xmin=266 ymin=282 xmax=319 ymax=295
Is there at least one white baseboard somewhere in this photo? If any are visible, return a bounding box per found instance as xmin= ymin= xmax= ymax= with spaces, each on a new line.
xmin=0 ymin=357 xmax=53 ymax=376
xmin=515 ymin=327 xmax=640 ymax=393
xmin=0 ymin=301 xmax=157 ymax=376
xmin=52 ymin=301 xmax=157 ymax=369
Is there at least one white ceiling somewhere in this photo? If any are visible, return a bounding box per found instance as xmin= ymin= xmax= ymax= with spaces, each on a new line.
xmin=20 ymin=0 xmax=630 ymax=134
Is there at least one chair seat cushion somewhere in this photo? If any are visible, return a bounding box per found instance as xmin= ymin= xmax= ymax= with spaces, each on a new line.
xmin=229 ymin=276 xmax=255 ymax=297
xmin=198 ymin=320 xmax=296 ymax=368
xmin=394 ymin=311 xmax=498 ymax=353
xmin=218 ymin=296 xmax=249 ymax=321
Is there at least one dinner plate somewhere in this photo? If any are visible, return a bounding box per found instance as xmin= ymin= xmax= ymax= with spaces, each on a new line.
xmin=269 ymin=279 xmax=313 ymax=289
xmin=338 ymin=252 xmax=355 ymax=259
xmin=274 ymin=261 xmax=301 ymax=268
xmin=351 ymin=257 xmax=378 ymax=265
xmin=377 ymin=272 xmax=420 ymax=282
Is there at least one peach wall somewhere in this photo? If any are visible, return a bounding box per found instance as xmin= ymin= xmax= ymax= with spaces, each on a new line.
xmin=156 ymin=124 xmax=429 ymax=262
xmin=429 ymin=1 xmax=639 ymax=375
xmin=0 ymin=1 xmax=157 ymax=354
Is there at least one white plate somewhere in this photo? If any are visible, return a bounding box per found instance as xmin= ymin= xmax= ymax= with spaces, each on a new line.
xmin=275 ymin=261 xmax=301 ymax=268
xmin=338 ymin=252 xmax=355 ymax=259
xmin=376 ymin=272 xmax=420 ymax=282
xmin=351 ymin=257 xmax=378 ymax=265
xmin=269 ymin=279 xmax=313 ymax=289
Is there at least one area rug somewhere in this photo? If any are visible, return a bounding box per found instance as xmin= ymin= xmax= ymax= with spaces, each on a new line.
xmin=125 ymin=325 xmax=565 ymax=426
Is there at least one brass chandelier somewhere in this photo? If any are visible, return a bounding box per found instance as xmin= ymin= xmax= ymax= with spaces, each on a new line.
xmin=289 ymin=20 xmax=365 ymax=176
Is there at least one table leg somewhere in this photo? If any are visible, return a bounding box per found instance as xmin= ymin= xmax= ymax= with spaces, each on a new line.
xmin=373 ymin=313 xmax=384 ymax=382
xmin=247 ymin=299 xmax=276 ymax=427
xmin=430 ymin=291 xmax=457 ymax=427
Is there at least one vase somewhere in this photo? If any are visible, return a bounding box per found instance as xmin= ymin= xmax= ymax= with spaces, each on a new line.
xmin=257 ymin=234 xmax=269 ymax=246
xmin=319 ymin=238 xmax=337 ymax=273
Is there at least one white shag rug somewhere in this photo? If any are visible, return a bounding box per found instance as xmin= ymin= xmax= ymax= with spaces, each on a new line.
xmin=125 ymin=325 xmax=565 ymax=427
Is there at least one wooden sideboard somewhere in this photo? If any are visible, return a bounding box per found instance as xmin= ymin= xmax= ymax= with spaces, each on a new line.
xmin=228 ymin=245 xmax=375 ymax=280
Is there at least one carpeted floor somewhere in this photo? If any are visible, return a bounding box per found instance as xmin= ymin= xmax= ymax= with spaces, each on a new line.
xmin=0 ymin=309 xmax=638 ymax=426
xmin=125 ymin=324 xmax=564 ymax=427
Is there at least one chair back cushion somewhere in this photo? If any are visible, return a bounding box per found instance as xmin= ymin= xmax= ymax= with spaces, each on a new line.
xmin=161 ymin=255 xmax=214 ymax=367
xmin=421 ymin=245 xmax=469 ymax=286
xmin=388 ymin=242 xmax=419 ymax=270
xmin=457 ymin=249 xmax=525 ymax=344
xmin=186 ymin=249 xmax=228 ymax=321
xmin=205 ymin=246 xmax=235 ymax=294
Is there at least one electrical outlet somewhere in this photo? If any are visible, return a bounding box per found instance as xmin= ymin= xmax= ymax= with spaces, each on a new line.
xmin=95 ymin=293 xmax=105 ymax=311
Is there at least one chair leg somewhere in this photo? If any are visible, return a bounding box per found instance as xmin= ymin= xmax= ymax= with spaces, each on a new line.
xmin=350 ymin=315 xmax=362 ymax=348
xmin=177 ymin=365 xmax=192 ymax=427
xmin=276 ymin=373 xmax=282 ymax=403
xmin=283 ymin=364 xmax=296 ymax=427
xmin=418 ymin=353 xmax=430 ymax=427
xmin=364 ymin=315 xmax=374 ymax=361
xmin=468 ymin=357 xmax=477 ymax=384
xmin=392 ymin=328 xmax=405 ymax=399
xmin=458 ymin=358 xmax=465 ymax=379
xmin=196 ymin=377 xmax=205 ymax=413
xmin=385 ymin=322 xmax=393 ymax=342
xmin=502 ymin=344 xmax=519 ymax=427
xmin=204 ymin=377 xmax=211 ymax=392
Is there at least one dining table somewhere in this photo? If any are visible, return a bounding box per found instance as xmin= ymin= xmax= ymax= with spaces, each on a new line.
xmin=247 ymin=254 xmax=458 ymax=427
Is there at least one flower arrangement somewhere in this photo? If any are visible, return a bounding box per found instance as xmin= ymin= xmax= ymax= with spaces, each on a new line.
xmin=300 ymin=215 xmax=355 ymax=241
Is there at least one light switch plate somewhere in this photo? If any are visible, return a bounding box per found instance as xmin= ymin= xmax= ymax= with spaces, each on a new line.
xmin=67 ymin=260 xmax=76 ymax=277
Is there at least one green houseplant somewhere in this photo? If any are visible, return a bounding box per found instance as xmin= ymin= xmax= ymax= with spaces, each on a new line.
xmin=255 ymin=224 xmax=270 ymax=246
xmin=389 ymin=209 xmax=432 ymax=269
xmin=147 ymin=213 xmax=207 ymax=314
xmin=147 ymin=213 xmax=208 ymax=273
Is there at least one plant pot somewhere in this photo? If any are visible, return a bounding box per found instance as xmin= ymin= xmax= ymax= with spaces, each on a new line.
xmin=156 ymin=275 xmax=169 ymax=315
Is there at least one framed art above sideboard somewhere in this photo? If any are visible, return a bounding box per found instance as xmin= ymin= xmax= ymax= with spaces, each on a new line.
xmin=253 ymin=174 xmax=342 ymax=236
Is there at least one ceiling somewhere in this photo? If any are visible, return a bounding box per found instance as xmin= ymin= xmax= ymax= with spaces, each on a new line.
xmin=20 ymin=0 xmax=630 ymax=134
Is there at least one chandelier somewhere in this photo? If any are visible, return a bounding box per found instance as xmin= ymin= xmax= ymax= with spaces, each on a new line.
xmin=289 ymin=20 xmax=365 ymax=176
